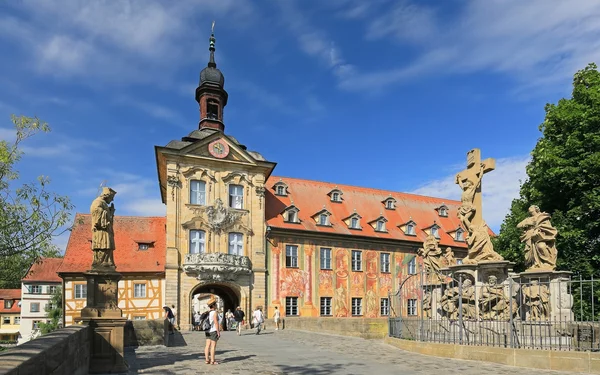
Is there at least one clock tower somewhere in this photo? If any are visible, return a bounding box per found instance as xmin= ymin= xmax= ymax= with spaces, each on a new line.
xmin=195 ymin=26 xmax=228 ymax=132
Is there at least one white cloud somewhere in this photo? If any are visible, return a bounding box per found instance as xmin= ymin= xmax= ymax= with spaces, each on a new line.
xmin=410 ymin=155 xmax=530 ymax=231
xmin=339 ymin=0 xmax=600 ymax=93
xmin=113 ymin=96 xmax=187 ymax=127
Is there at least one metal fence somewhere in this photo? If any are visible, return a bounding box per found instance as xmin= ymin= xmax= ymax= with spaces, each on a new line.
xmin=388 ymin=270 xmax=600 ymax=351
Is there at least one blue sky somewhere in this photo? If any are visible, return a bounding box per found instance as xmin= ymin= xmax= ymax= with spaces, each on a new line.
xmin=1 ymin=0 xmax=599 ymax=252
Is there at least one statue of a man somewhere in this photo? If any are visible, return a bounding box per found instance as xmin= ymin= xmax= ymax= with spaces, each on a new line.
xmin=90 ymin=187 xmax=117 ymax=270
xmin=522 ymin=280 xmax=550 ymax=321
xmin=479 ymin=275 xmax=509 ymax=320
xmin=455 ymin=163 xmax=485 ymax=231
xmin=418 ymin=235 xmax=444 ymax=279
xmin=517 ymin=205 xmax=558 ymax=271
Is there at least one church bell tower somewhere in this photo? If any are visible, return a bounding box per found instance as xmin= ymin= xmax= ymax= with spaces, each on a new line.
xmin=195 ymin=24 xmax=228 ymax=132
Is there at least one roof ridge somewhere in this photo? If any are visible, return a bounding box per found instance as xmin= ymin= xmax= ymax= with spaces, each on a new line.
xmin=269 ymin=175 xmax=459 ymax=204
xmin=75 ymin=213 xmax=166 ymax=219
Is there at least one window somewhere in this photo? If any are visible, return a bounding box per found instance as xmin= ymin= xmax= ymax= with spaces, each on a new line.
xmin=431 ymin=226 xmax=439 ymax=238
xmin=351 ymin=298 xmax=362 ymax=316
xmin=276 ymin=185 xmax=285 ymax=196
xmin=189 ymin=230 xmax=206 ymax=254
xmin=48 ymin=301 xmax=56 ymax=310
xmin=318 ymin=214 xmax=329 ymax=226
xmin=133 ymin=316 xmax=146 ymax=321
xmin=285 ymin=297 xmax=298 ymax=316
xmin=75 ymin=284 xmax=87 ymax=299
xmin=30 ymin=285 xmax=42 ymax=294
xmin=455 ymin=229 xmax=464 ymax=242
xmin=407 ymin=257 xmax=416 ymax=275
xmin=30 ymin=303 xmax=40 ymax=313
xmin=386 ymin=200 xmax=394 ymax=209
xmin=380 ymin=253 xmax=390 ymax=273
xmin=405 ymin=223 xmax=416 ymax=235
xmin=207 ymin=100 xmax=219 ymax=119
xmin=376 ymin=220 xmax=386 ymax=232
xmin=439 ymin=207 xmax=448 ymax=217
xmin=33 ymin=320 xmax=41 ymax=329
xmin=407 ymin=299 xmax=417 ymax=316
xmin=3 ymin=317 xmax=10 ymax=324
xmin=229 ymin=184 xmax=243 ymax=209
xmin=286 ymin=245 xmax=298 ymax=268
xmin=49 ymin=286 xmax=58 ymax=294
xmin=320 ymin=248 xmax=332 ymax=270
xmin=320 ymin=297 xmax=332 ymax=316
xmin=134 ymin=283 xmax=146 ymax=298
xmin=286 ymin=210 xmax=298 ymax=223
xmin=351 ymin=250 xmax=362 ymax=271
xmin=4 ymin=300 xmax=12 ymax=309
xmin=381 ymin=298 xmax=390 ymax=316
xmin=350 ymin=217 xmax=359 ymax=229
xmin=190 ymin=180 xmax=206 ymax=205
xmin=138 ymin=243 xmax=149 ymax=250
xmin=228 ymin=233 xmax=244 ymax=256
xmin=14 ymin=317 xmax=20 ymax=324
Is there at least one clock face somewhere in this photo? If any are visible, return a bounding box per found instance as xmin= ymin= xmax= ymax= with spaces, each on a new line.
xmin=208 ymin=139 xmax=229 ymax=159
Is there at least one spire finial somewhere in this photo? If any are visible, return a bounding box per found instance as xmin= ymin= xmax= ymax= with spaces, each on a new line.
xmin=208 ymin=21 xmax=216 ymax=68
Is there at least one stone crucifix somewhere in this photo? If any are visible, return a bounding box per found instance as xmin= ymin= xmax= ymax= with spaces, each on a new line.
xmin=455 ymin=148 xmax=495 ymax=232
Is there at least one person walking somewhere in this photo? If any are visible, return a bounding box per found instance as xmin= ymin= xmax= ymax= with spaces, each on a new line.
xmin=193 ymin=311 xmax=201 ymax=331
xmin=252 ymin=306 xmax=264 ymax=335
xmin=225 ymin=309 xmax=234 ymax=330
xmin=273 ymin=306 xmax=281 ymax=330
xmin=204 ymin=296 xmax=220 ymax=365
xmin=233 ymin=306 xmax=245 ymax=336
xmin=163 ymin=305 xmax=175 ymax=335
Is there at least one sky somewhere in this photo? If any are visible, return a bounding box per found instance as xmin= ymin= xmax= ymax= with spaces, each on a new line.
xmin=1 ymin=0 xmax=599 ymax=253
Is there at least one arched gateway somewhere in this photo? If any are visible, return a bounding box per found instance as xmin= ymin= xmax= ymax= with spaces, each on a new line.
xmin=189 ymin=282 xmax=245 ymax=330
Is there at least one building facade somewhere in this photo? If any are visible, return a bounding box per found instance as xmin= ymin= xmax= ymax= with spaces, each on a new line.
xmin=0 ymin=289 xmax=21 ymax=345
xmin=58 ymin=215 xmax=166 ymax=325
xmin=19 ymin=258 xmax=62 ymax=344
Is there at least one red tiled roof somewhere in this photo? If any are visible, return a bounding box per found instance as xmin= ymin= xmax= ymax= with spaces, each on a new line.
xmin=57 ymin=214 xmax=166 ymax=274
xmin=0 ymin=289 xmax=21 ymax=314
xmin=22 ymin=257 xmax=63 ymax=282
xmin=265 ymin=176 xmax=471 ymax=248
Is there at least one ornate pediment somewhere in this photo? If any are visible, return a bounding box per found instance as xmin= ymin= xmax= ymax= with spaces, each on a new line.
xmin=183 ymin=253 xmax=252 ymax=282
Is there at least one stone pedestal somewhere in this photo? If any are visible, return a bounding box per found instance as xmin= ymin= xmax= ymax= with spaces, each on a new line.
xmin=449 ymin=261 xmax=513 ymax=285
xmin=519 ymin=270 xmax=573 ymax=322
xmin=79 ymin=269 xmax=128 ymax=374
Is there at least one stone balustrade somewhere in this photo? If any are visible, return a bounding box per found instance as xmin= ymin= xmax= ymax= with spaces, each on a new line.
xmin=183 ymin=253 xmax=252 ymax=281
xmin=0 ymin=326 xmax=91 ymax=375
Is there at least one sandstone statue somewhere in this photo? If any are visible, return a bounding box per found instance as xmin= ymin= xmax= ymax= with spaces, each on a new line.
xmin=418 ymin=235 xmax=444 ymax=276
xmin=479 ymin=275 xmax=509 ymax=320
xmin=460 ymin=279 xmax=477 ymax=320
xmin=455 ymin=149 xmax=503 ymax=264
xmin=423 ymin=291 xmax=432 ymax=319
xmin=441 ymin=285 xmax=459 ymax=320
xmin=517 ymin=205 xmax=558 ymax=271
xmin=90 ymin=187 xmax=117 ymax=270
xmin=444 ymin=247 xmax=456 ymax=266
xmin=522 ymin=280 xmax=550 ymax=321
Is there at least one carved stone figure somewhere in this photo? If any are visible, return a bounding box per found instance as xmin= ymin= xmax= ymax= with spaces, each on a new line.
xmin=90 ymin=187 xmax=117 ymax=270
xmin=182 ymin=253 xmax=253 ymax=281
xmin=444 ymin=247 xmax=456 ymax=266
xmin=206 ymin=198 xmax=242 ymax=234
xmin=456 ymin=163 xmax=485 ymax=231
xmin=441 ymin=285 xmax=459 ymax=320
xmin=464 ymin=224 xmax=503 ymax=264
xmin=423 ymin=291 xmax=432 ymax=319
xmin=522 ymin=280 xmax=550 ymax=321
xmin=517 ymin=205 xmax=558 ymax=271
xmin=418 ymin=235 xmax=444 ymax=276
xmin=479 ymin=275 xmax=510 ymax=320
xmin=460 ymin=279 xmax=477 ymax=320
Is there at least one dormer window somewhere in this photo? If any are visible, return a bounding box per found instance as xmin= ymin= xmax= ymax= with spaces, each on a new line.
xmin=437 ymin=205 xmax=449 ymax=217
xmin=455 ymin=228 xmax=465 ymax=242
xmin=404 ymin=220 xmax=417 ymax=236
xmin=319 ymin=214 xmax=329 ymax=226
xmin=284 ymin=206 xmax=300 ymax=223
xmin=351 ymin=217 xmax=359 ymax=229
xmin=383 ymin=197 xmax=397 ymax=210
xmin=314 ymin=208 xmax=332 ymax=226
xmin=431 ymin=225 xmax=440 ymax=238
xmin=273 ymin=180 xmax=289 ymax=196
xmin=328 ymin=188 xmax=343 ymax=203
xmin=376 ymin=220 xmax=386 ymax=232
xmin=139 ymin=243 xmax=149 ymax=250
xmin=207 ymin=100 xmax=219 ymax=120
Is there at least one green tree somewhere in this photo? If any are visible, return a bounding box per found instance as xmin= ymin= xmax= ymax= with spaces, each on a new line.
xmin=494 ymin=63 xmax=600 ymax=276
xmin=0 ymin=115 xmax=73 ymax=287
xmin=38 ymin=287 xmax=63 ymax=334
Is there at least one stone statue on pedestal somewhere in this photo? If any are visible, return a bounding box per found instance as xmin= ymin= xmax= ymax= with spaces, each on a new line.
xmin=444 ymin=247 xmax=456 ymax=266
xmin=90 ymin=187 xmax=117 ymax=270
xmin=522 ymin=280 xmax=550 ymax=321
xmin=460 ymin=279 xmax=477 ymax=320
xmin=418 ymin=235 xmax=444 ymax=276
xmin=517 ymin=205 xmax=558 ymax=271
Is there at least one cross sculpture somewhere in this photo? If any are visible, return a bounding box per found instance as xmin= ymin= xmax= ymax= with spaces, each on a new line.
xmin=455 ymin=148 xmax=503 ymax=264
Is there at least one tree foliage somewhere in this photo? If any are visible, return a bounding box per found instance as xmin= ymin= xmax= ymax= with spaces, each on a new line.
xmin=0 ymin=115 xmax=72 ymax=287
xmin=38 ymin=287 xmax=63 ymax=335
xmin=494 ymin=63 xmax=600 ymax=276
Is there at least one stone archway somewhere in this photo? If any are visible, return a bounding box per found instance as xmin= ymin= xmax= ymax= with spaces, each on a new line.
xmin=190 ymin=282 xmax=242 ymax=331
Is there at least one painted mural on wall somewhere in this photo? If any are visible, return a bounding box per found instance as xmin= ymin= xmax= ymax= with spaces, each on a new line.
xmin=280 ymin=268 xmax=309 ymax=298
xmin=318 ymin=270 xmax=333 ymax=296
xmin=335 ymin=248 xmax=349 ymax=317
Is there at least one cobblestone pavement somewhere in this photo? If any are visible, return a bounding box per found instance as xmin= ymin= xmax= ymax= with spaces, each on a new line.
xmin=125 ymin=329 xmax=586 ymax=375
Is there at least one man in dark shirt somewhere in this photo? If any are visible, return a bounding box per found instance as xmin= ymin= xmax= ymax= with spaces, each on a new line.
xmin=233 ymin=306 xmax=245 ymax=336
xmin=163 ymin=305 xmax=175 ymax=334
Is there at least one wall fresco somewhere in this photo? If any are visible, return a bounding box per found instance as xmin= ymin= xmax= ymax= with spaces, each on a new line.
xmin=334 ymin=248 xmax=349 ymax=317
xmin=318 ymin=270 xmax=334 ymax=296
xmin=280 ymin=268 xmax=309 ymax=298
